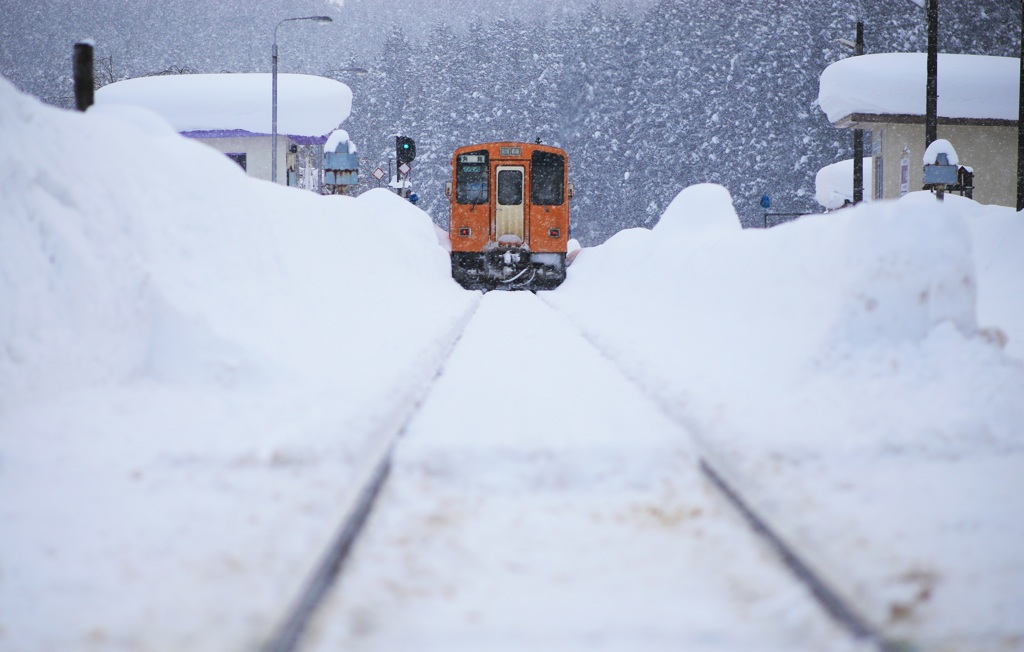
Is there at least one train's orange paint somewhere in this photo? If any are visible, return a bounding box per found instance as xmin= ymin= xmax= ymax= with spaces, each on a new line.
xmin=448 ymin=142 xmax=571 ymax=290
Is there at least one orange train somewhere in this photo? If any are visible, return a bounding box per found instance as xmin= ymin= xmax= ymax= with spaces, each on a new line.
xmin=446 ymin=141 xmax=573 ymax=290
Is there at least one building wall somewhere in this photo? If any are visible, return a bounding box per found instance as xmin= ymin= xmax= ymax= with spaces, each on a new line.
xmin=874 ymin=123 xmax=1017 ymax=206
xmin=189 ymin=135 xmax=294 ymax=184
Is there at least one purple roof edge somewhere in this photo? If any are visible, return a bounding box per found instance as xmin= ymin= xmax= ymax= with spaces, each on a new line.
xmin=181 ymin=129 xmax=328 ymax=145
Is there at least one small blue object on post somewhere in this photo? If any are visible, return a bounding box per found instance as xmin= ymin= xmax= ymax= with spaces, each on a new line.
xmin=923 ymin=153 xmax=958 ymax=186
xmin=760 ymin=194 xmax=771 ymax=209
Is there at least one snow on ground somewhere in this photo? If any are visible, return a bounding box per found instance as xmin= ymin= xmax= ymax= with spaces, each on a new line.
xmin=548 ymin=183 xmax=1024 ymax=650
xmin=302 ymin=292 xmax=859 ymax=652
xmin=0 ymin=77 xmax=474 ymax=651
xmin=3 ymin=72 xmax=1024 ymax=652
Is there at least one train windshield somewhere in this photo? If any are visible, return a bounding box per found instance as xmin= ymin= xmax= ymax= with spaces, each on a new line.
xmin=456 ymin=151 xmax=489 ymax=204
xmin=497 ymin=169 xmax=523 ymax=205
xmin=531 ymin=151 xmax=565 ymax=206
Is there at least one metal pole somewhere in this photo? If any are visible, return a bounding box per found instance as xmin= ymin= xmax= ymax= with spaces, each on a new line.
xmin=1017 ymin=0 xmax=1024 ymax=211
xmin=272 ymin=38 xmax=279 ymax=183
xmin=853 ymin=22 xmax=865 ymax=204
xmin=271 ymin=16 xmax=332 ymax=185
xmin=926 ymin=0 xmax=939 ymax=147
xmin=73 ymin=41 xmax=94 ymax=111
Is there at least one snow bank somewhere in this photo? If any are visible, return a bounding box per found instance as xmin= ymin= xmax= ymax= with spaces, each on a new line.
xmin=0 ymin=76 xmax=473 ymax=651
xmin=818 ymin=53 xmax=1019 ymax=124
xmin=830 ymin=198 xmax=975 ymax=347
xmin=549 ymin=183 xmax=1024 ymax=647
xmin=654 ymin=183 xmax=741 ymax=237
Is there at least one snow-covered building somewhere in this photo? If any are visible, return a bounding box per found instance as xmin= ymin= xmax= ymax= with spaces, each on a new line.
xmin=814 ymin=157 xmax=874 ymax=210
xmin=95 ymin=73 xmax=352 ymax=186
xmin=818 ymin=53 xmax=1018 ymax=206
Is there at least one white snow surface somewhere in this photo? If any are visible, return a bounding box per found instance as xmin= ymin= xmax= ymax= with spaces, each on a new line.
xmin=549 ymin=185 xmax=1024 ymax=650
xmin=3 ymin=76 xmax=1024 ymax=651
xmin=94 ymin=73 xmax=352 ymax=137
xmin=325 ymin=128 xmax=357 ymax=154
xmin=815 ymin=157 xmax=874 ymax=209
xmin=923 ymin=138 xmax=959 ymax=166
xmin=818 ymin=53 xmax=1020 ymax=124
xmin=0 ymin=77 xmax=471 ymax=650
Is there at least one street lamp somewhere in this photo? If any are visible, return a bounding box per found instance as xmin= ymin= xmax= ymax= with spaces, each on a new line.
xmin=272 ymin=15 xmax=332 ymax=184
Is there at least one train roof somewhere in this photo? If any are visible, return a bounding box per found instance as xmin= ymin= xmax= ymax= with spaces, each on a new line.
xmin=453 ymin=141 xmax=567 ymax=156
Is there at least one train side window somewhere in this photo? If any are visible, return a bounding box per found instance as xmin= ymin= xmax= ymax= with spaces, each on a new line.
xmin=456 ymin=151 xmax=489 ymax=204
xmin=497 ymin=169 xmax=523 ymax=205
xmin=531 ymin=150 xmax=564 ymax=206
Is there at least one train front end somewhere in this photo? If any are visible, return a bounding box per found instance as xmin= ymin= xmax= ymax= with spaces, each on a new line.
xmin=446 ymin=142 xmax=572 ymax=291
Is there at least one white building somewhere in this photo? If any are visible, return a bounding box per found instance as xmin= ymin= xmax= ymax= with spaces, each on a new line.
xmin=95 ymin=73 xmax=352 ymax=186
xmin=817 ymin=53 xmax=1019 ymax=207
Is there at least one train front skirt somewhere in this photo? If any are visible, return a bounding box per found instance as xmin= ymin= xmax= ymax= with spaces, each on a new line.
xmin=451 ymin=248 xmax=566 ymax=291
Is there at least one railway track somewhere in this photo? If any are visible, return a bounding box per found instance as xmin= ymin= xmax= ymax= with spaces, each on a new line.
xmin=258 ymin=297 xmax=481 ymax=652
xmin=536 ymin=294 xmax=910 ymax=652
xmin=258 ymin=290 xmax=898 ymax=652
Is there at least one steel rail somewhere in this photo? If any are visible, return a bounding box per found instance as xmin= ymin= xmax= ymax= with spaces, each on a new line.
xmin=261 ymin=447 xmax=394 ymax=652
xmin=259 ymin=298 xmax=481 ymax=652
xmin=538 ymin=294 xmax=908 ymax=652
xmin=698 ymin=459 xmax=907 ymax=652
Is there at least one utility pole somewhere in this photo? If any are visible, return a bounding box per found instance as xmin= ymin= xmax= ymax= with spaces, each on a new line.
xmin=1017 ymin=0 xmax=1023 ymax=211
xmin=853 ymin=22 xmax=865 ymax=204
xmin=925 ymin=0 xmax=939 ymax=147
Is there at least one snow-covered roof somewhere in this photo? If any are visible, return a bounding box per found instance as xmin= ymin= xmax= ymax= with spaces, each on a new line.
xmin=814 ymin=158 xmax=874 ymax=210
xmin=818 ymin=53 xmax=1019 ymax=126
xmin=95 ymin=73 xmax=352 ymax=140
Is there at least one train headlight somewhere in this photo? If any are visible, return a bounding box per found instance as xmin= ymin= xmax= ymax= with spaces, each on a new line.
xmin=458 ymin=227 xmax=471 ymax=237
xmin=549 ymin=228 xmax=561 ymax=238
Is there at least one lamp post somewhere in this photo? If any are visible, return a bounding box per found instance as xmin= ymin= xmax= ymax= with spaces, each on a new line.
xmin=272 ymin=15 xmax=332 ymax=184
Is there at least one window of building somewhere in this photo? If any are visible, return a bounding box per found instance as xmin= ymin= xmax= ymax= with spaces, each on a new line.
xmin=226 ymin=153 xmax=247 ymax=171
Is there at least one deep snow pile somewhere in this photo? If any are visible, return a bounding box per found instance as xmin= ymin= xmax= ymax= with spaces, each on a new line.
xmin=4 ymin=70 xmax=1024 ymax=652
xmin=0 ymin=77 xmax=474 ymax=651
xmin=548 ymin=183 xmax=1024 ymax=649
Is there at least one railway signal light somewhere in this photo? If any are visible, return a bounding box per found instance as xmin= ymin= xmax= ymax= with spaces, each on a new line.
xmin=396 ymin=136 xmax=416 ymax=165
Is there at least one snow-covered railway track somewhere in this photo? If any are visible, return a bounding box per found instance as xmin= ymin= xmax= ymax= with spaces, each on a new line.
xmin=258 ymin=298 xmax=482 ymax=652
xmin=536 ymin=294 xmax=903 ymax=652
xmin=697 ymin=460 xmax=899 ymax=652
xmin=271 ymin=291 xmax=866 ymax=652
xmin=261 ymin=446 xmax=394 ymax=652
